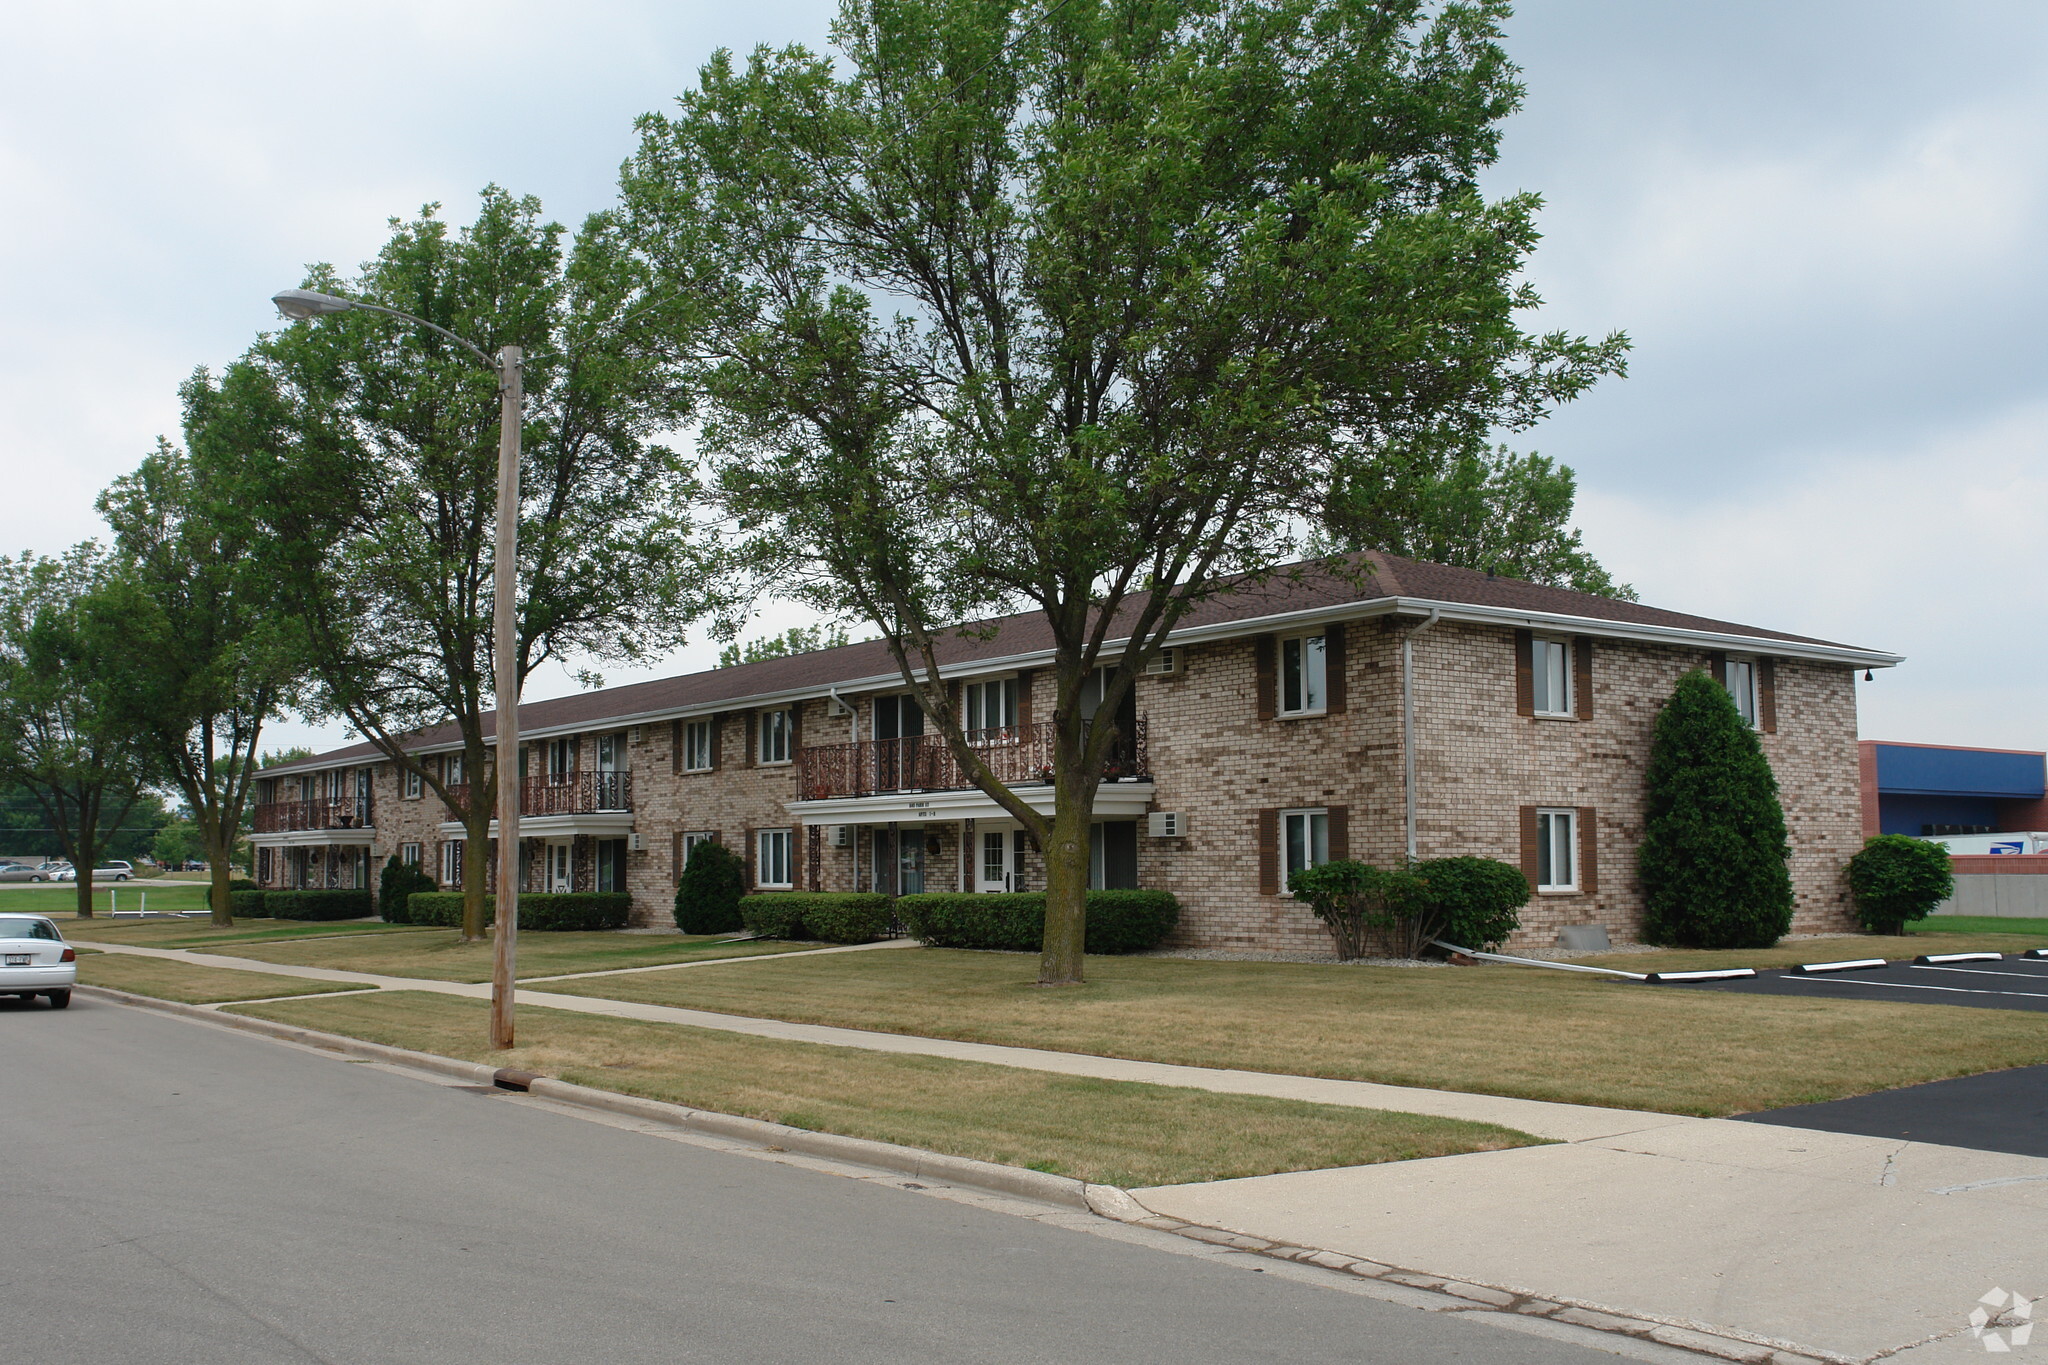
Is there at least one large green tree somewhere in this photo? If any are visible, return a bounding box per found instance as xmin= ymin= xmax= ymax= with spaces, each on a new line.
xmin=92 ymin=440 xmax=303 ymax=924
xmin=620 ymin=0 xmax=1627 ymax=983
xmin=204 ymin=187 xmax=710 ymax=939
xmin=1638 ymin=671 xmax=1794 ymax=949
xmin=0 ymin=547 xmax=155 ymax=916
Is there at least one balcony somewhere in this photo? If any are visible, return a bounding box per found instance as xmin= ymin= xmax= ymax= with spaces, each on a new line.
xmin=796 ymin=718 xmax=1149 ymax=802
xmin=444 ymin=772 xmax=633 ymax=817
xmin=252 ymin=799 xmax=373 ymax=834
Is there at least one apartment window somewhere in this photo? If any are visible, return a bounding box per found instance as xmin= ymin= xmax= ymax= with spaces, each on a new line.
xmin=595 ymin=838 xmax=628 ymax=894
xmin=1722 ymin=657 xmax=1759 ymax=728
xmin=1531 ymin=637 xmax=1573 ymax=717
xmin=964 ymin=679 xmax=1018 ymax=737
xmin=758 ymin=709 xmax=793 ymax=765
xmin=683 ymin=719 xmax=714 ymax=772
xmin=444 ymin=753 xmax=464 ymax=786
xmin=1536 ymin=809 xmax=1577 ymax=892
xmin=1282 ymin=808 xmax=1330 ymax=888
xmin=256 ymin=848 xmax=273 ymax=883
xmin=682 ymin=830 xmax=716 ymax=865
xmin=545 ymin=737 xmax=575 ymax=782
xmin=1088 ymin=820 xmax=1139 ymax=890
xmin=403 ymin=767 xmax=423 ymax=799
xmin=757 ymin=828 xmax=794 ymax=888
xmin=441 ymin=839 xmax=465 ymax=888
xmin=324 ymin=769 xmax=345 ymax=801
xmin=1280 ymin=635 xmax=1326 ymax=715
xmin=400 ymin=842 xmax=422 ymax=866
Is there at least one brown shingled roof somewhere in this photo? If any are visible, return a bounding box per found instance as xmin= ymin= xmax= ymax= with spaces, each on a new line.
xmin=266 ymin=552 xmax=1877 ymax=772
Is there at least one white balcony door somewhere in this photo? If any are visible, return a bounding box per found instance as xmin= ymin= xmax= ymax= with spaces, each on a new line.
xmin=545 ymin=840 xmax=573 ymax=894
xmin=976 ymin=823 xmax=1024 ymax=893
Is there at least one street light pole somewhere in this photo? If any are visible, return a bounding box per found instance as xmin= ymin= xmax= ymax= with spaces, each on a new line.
xmin=271 ymin=289 xmax=525 ymax=1048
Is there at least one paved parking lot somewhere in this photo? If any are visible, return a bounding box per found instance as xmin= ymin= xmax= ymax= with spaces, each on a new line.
xmin=1660 ymin=955 xmax=2048 ymax=1012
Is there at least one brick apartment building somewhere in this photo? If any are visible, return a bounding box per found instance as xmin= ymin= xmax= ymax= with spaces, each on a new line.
xmin=248 ymin=554 xmax=1900 ymax=951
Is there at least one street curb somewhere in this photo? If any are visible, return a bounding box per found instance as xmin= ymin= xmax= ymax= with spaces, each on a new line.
xmin=73 ymin=985 xmax=1089 ymax=1211
xmin=78 ymin=985 xmax=1840 ymax=1364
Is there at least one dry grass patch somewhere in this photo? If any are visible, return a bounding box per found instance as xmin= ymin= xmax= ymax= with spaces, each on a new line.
xmin=76 ymin=952 xmax=376 ymax=1004
xmin=555 ymin=948 xmax=2048 ymax=1116
xmin=208 ymin=930 xmax=825 ymax=982
xmin=225 ymin=991 xmax=1539 ymax=1188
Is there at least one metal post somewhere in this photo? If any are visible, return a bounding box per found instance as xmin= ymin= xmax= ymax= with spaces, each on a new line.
xmin=489 ymin=345 xmax=523 ymax=1050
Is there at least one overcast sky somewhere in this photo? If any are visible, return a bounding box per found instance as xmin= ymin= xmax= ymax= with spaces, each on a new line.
xmin=5 ymin=1 xmax=2044 ymax=756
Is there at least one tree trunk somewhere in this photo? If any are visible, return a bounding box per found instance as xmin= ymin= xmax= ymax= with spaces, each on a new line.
xmin=206 ymin=833 xmax=236 ymax=926
xmin=1037 ymin=767 xmax=1096 ymax=986
xmin=75 ymin=870 xmax=94 ymax=918
xmin=461 ymin=817 xmax=491 ymax=942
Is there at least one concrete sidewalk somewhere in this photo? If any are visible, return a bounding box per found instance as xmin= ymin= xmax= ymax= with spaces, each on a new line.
xmin=84 ymin=939 xmax=2048 ymax=1360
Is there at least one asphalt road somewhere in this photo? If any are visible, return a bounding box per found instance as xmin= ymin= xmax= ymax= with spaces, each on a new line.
xmin=1735 ymin=1062 xmax=2048 ymax=1158
xmin=1657 ymin=956 xmax=2048 ymax=1012
xmin=2 ymin=998 xmax=1635 ymax=1365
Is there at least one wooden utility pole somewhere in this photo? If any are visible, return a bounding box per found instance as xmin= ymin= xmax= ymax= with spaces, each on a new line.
xmin=490 ymin=345 xmax=523 ymax=1050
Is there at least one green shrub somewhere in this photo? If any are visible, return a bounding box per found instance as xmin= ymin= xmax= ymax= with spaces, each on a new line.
xmin=737 ymin=892 xmax=892 ymax=942
xmin=896 ymin=891 xmax=1179 ymax=954
xmin=1847 ymin=835 xmax=1955 ymax=935
xmin=228 ymin=878 xmax=258 ymax=894
xmin=228 ymin=889 xmax=269 ymax=918
xmin=263 ymin=889 xmax=374 ymax=921
xmin=1413 ymin=856 xmax=1530 ymax=952
xmin=1287 ymin=861 xmax=1425 ymax=959
xmin=1638 ymin=671 xmax=1795 ymax=949
xmin=403 ymin=892 xmax=631 ymax=931
xmin=377 ymin=859 xmax=437 ymax=924
xmin=674 ymin=841 xmax=745 ymax=934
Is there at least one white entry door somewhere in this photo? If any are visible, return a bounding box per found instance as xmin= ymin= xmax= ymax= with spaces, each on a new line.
xmin=545 ymin=840 xmax=573 ymax=893
xmin=976 ymin=824 xmax=1024 ymax=893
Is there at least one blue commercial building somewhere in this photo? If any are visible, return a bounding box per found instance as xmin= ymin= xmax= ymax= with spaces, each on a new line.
xmin=1859 ymin=741 xmax=2048 ymax=837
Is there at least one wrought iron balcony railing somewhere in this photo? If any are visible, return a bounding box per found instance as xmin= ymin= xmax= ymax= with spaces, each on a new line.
xmin=441 ymin=771 xmax=633 ymax=818
xmin=796 ymin=717 xmax=1148 ymax=802
xmin=252 ymin=798 xmax=373 ymax=833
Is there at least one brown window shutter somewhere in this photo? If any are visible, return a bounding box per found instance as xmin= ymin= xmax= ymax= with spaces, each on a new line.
xmin=1573 ymin=637 xmax=1594 ymax=720
xmin=1514 ymin=630 xmax=1534 ymax=716
xmin=1577 ymin=807 xmax=1598 ymax=895
xmin=1326 ymin=804 xmax=1349 ymax=861
xmin=1015 ymin=670 xmax=1033 ymax=731
xmin=1254 ymin=637 xmax=1276 ymax=720
xmin=789 ymin=702 xmax=803 ymax=752
xmin=744 ymin=713 xmax=757 ymax=768
xmin=1758 ymin=658 xmax=1778 ymax=733
xmin=1518 ymin=806 xmax=1539 ymax=888
xmin=671 ymin=719 xmax=683 ymax=775
xmin=1707 ymin=650 xmax=1727 ymax=683
xmin=1257 ymin=808 xmax=1280 ymax=894
xmin=709 ymin=715 xmax=722 ymax=771
xmin=741 ymin=826 xmax=755 ymax=888
xmin=1324 ymin=623 xmax=1347 ymax=714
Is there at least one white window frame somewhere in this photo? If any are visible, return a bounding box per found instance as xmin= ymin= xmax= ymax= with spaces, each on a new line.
xmin=683 ymin=719 xmax=714 ymax=772
xmin=399 ymin=842 xmax=422 ymax=866
xmin=545 ymin=736 xmax=575 ymax=782
xmin=1531 ymin=636 xmax=1574 ymax=718
xmin=1279 ymin=634 xmax=1327 ymax=717
xmin=758 ymin=709 xmax=793 ymax=765
xmin=1722 ymin=657 xmax=1759 ymax=729
xmin=444 ymin=753 xmax=464 ymax=786
xmin=441 ymin=839 xmax=465 ymax=888
xmin=1281 ymin=807 xmax=1330 ymax=888
xmin=757 ymin=828 xmax=794 ymax=889
xmin=682 ymin=831 xmax=716 ymax=863
xmin=1536 ymin=808 xmax=1577 ymax=892
xmin=403 ymin=767 xmax=423 ymax=800
xmin=963 ymin=678 xmax=1019 ymax=740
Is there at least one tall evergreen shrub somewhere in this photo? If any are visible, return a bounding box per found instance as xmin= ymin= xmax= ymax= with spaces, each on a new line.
xmin=378 ymin=858 xmax=436 ymax=924
xmin=1639 ymin=671 xmax=1795 ymax=948
xmin=674 ymin=840 xmax=745 ymax=934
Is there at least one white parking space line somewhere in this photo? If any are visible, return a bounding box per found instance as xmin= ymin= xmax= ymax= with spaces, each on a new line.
xmin=1913 ymin=963 xmax=2048 ymax=980
xmin=1795 ymin=976 xmax=2048 ymax=1000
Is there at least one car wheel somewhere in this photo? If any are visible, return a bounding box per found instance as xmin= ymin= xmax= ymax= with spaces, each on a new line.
xmin=30 ymin=875 xmax=43 ymax=882
xmin=115 ymin=874 xmax=129 ymax=882
xmin=46 ymin=990 xmax=71 ymax=1009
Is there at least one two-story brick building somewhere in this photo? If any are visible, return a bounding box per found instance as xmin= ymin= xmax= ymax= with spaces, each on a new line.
xmin=248 ymin=554 xmax=1901 ymax=950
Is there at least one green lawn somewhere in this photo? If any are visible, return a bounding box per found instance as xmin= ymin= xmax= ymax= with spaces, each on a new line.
xmin=227 ymin=991 xmax=1545 ymax=1188
xmin=76 ymin=952 xmax=378 ymax=1004
xmin=209 ymin=929 xmax=827 ymax=982
xmin=64 ymin=918 xmax=435 ymax=948
xmin=550 ymin=946 xmax=2048 ymax=1117
xmin=1916 ymin=915 xmax=2048 ymax=937
xmin=1 ymin=883 xmax=212 ymax=916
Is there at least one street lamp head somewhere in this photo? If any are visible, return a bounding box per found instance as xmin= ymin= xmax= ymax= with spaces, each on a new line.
xmin=271 ymin=288 xmax=358 ymax=321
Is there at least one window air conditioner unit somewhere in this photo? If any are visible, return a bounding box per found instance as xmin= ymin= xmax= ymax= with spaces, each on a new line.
xmin=829 ymin=824 xmax=854 ymax=848
xmin=1147 ymin=811 xmax=1186 ymax=838
xmin=627 ymin=833 xmax=645 ymax=852
xmin=1142 ymin=649 xmax=1177 ymax=676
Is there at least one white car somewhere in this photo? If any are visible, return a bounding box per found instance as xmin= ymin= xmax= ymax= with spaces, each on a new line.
xmin=0 ymin=914 xmax=76 ymax=1008
xmin=53 ymin=861 xmax=131 ymax=883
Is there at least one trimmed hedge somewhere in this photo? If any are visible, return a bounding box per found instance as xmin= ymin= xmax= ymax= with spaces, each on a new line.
xmin=228 ymin=878 xmax=258 ymax=894
xmin=229 ymin=889 xmax=270 ymax=918
xmin=403 ymin=892 xmax=632 ymax=932
xmin=377 ymin=859 xmax=437 ymax=924
xmin=897 ymin=890 xmax=1179 ymax=955
xmin=1413 ymin=856 xmax=1529 ymax=953
xmin=1847 ymin=835 xmax=1955 ymax=935
xmin=263 ymin=889 xmax=374 ymax=921
xmin=738 ymin=892 xmax=892 ymax=943
xmin=675 ymin=841 xmax=746 ymax=934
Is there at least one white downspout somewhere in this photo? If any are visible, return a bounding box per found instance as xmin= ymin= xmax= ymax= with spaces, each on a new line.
xmin=828 ymin=686 xmax=858 ymax=744
xmin=1402 ymin=609 xmax=1442 ymax=863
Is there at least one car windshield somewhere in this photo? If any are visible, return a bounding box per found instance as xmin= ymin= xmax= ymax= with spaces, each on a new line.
xmin=0 ymin=916 xmax=60 ymax=941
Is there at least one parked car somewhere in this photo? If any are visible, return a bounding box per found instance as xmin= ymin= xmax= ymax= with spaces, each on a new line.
xmin=53 ymin=861 xmax=132 ymax=883
xmin=0 ymin=863 xmax=50 ymax=883
xmin=0 ymin=914 xmax=75 ymax=1007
